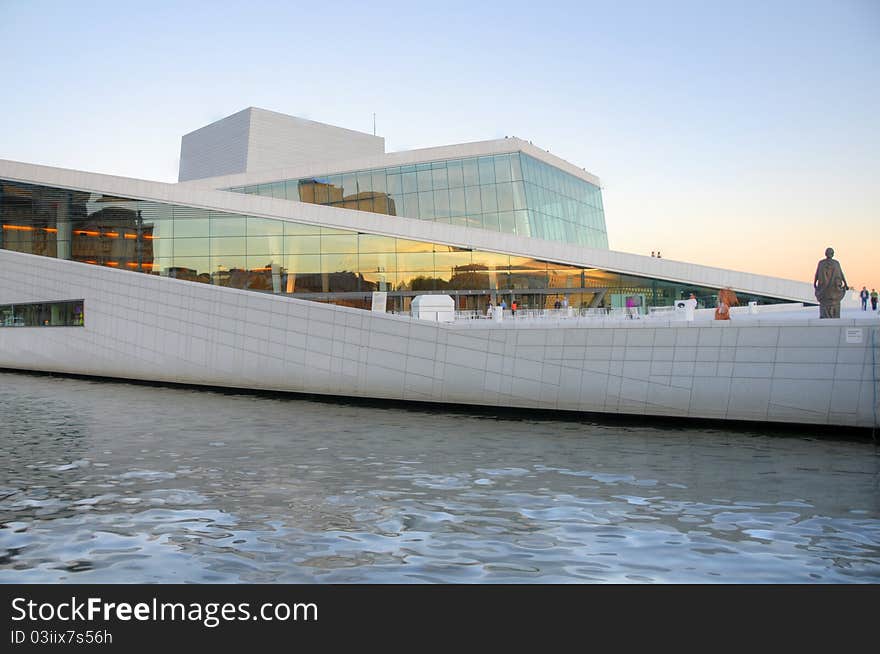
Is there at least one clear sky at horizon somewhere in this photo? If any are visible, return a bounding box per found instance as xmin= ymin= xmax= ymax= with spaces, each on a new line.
xmin=1 ymin=0 xmax=877 ymax=288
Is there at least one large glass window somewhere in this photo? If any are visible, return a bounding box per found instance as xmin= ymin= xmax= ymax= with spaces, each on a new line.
xmin=225 ymin=152 xmax=608 ymax=249
xmin=1 ymin=179 xmax=790 ymax=313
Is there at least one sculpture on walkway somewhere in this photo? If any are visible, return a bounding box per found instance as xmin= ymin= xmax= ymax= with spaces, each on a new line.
xmin=813 ymin=247 xmax=848 ymax=319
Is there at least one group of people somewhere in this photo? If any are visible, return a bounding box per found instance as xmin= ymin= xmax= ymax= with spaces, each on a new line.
xmin=858 ymin=287 xmax=878 ymax=312
xmin=485 ymin=299 xmax=518 ymax=318
xmin=485 ymin=296 xmax=577 ymax=318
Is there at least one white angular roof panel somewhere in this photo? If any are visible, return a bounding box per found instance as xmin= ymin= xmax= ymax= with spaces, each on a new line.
xmin=178 ymin=107 xmax=385 ymax=182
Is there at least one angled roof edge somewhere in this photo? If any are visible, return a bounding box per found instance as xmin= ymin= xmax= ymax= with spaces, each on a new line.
xmin=247 ymin=106 xmax=383 ymax=140
xmin=177 ymin=137 xmax=603 ymax=191
xmin=179 ymin=107 xmax=253 ymax=140
xmin=180 ymin=107 xmax=382 ymax=141
xmin=0 ymin=158 xmax=812 ymax=303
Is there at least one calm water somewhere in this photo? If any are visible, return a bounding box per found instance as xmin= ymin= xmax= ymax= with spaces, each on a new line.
xmin=0 ymin=371 xmax=878 ymax=583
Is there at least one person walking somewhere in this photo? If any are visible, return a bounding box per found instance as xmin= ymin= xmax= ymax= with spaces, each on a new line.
xmin=511 ymin=300 xmax=518 ymax=317
xmin=486 ymin=301 xmax=494 ymax=319
xmin=859 ymin=286 xmax=869 ymax=311
xmin=871 ymin=288 xmax=878 ymax=312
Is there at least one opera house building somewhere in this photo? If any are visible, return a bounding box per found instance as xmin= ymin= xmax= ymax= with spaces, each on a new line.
xmin=3 ymin=108 xmax=873 ymax=428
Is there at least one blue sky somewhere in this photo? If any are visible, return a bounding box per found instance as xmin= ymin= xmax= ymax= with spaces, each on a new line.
xmin=1 ymin=0 xmax=877 ymax=284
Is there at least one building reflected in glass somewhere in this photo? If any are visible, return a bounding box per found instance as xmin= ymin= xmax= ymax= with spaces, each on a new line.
xmin=1 ymin=179 xmax=788 ymax=313
xmin=227 ymin=152 xmax=609 ymax=250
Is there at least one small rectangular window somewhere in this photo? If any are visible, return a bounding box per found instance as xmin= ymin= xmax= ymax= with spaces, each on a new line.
xmin=0 ymin=299 xmax=84 ymax=327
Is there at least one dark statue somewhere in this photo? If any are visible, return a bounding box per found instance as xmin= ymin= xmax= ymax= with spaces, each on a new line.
xmin=813 ymin=247 xmax=848 ymax=319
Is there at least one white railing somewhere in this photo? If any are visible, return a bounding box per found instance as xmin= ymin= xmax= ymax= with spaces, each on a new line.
xmin=444 ymin=302 xmax=850 ymax=327
xmin=453 ymin=310 xmax=484 ymax=321
xmin=646 ymin=305 xmax=677 ymax=320
xmin=449 ymin=306 xmax=671 ymax=326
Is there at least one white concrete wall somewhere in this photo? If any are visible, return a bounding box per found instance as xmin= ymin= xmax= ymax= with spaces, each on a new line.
xmin=178 ymin=107 xmax=384 ymax=182
xmin=178 ymin=109 xmax=252 ymax=182
xmin=246 ymin=108 xmax=384 ymax=177
xmin=1 ymin=250 xmax=876 ymax=429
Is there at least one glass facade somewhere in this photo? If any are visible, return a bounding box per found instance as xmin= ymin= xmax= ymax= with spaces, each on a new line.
xmin=0 ymin=300 xmax=84 ymax=327
xmin=0 ymin=179 xmax=788 ymax=314
xmin=226 ymin=152 xmax=609 ymax=249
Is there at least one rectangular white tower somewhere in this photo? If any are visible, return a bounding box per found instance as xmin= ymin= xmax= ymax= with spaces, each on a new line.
xmin=178 ymin=107 xmax=385 ymax=182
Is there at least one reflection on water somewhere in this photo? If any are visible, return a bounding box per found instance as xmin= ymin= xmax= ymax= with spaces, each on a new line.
xmin=0 ymin=371 xmax=878 ymax=583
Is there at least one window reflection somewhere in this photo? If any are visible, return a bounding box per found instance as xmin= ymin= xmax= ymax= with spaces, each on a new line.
xmin=166 ymin=256 xmax=212 ymax=283
xmin=321 ymin=234 xmax=358 ymax=253
xmin=358 ymin=233 xmax=395 ymax=253
xmin=173 ymin=238 xmax=211 ymax=257
xmin=212 ymin=237 xmax=246 ymax=256
xmin=358 ymin=252 xmax=397 ymax=273
xmin=211 ymin=215 xmax=247 ymax=237
xmin=321 ymin=252 xmax=358 ymax=273
xmin=397 ymin=252 xmax=435 ymax=271
xmin=0 ymin=300 xmax=84 ymax=327
xmin=225 ymin=152 xmax=608 ymax=249
xmin=395 ymin=238 xmax=434 ymax=253
xmin=285 ymin=235 xmax=321 ymax=254
xmin=247 ymin=216 xmax=283 ymax=237
xmin=1 ymin=179 xmax=788 ymax=313
xmin=282 ymin=254 xmax=320 ymax=274
xmin=284 ymin=221 xmax=322 ymax=236
xmin=246 ymin=235 xmax=283 ymax=257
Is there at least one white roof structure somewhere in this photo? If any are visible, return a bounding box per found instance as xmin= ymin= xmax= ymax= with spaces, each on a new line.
xmin=180 ymin=134 xmax=603 ymax=191
xmin=178 ymin=107 xmax=386 ymax=182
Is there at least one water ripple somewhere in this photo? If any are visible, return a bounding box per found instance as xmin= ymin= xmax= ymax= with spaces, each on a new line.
xmin=0 ymin=371 xmax=878 ymax=583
